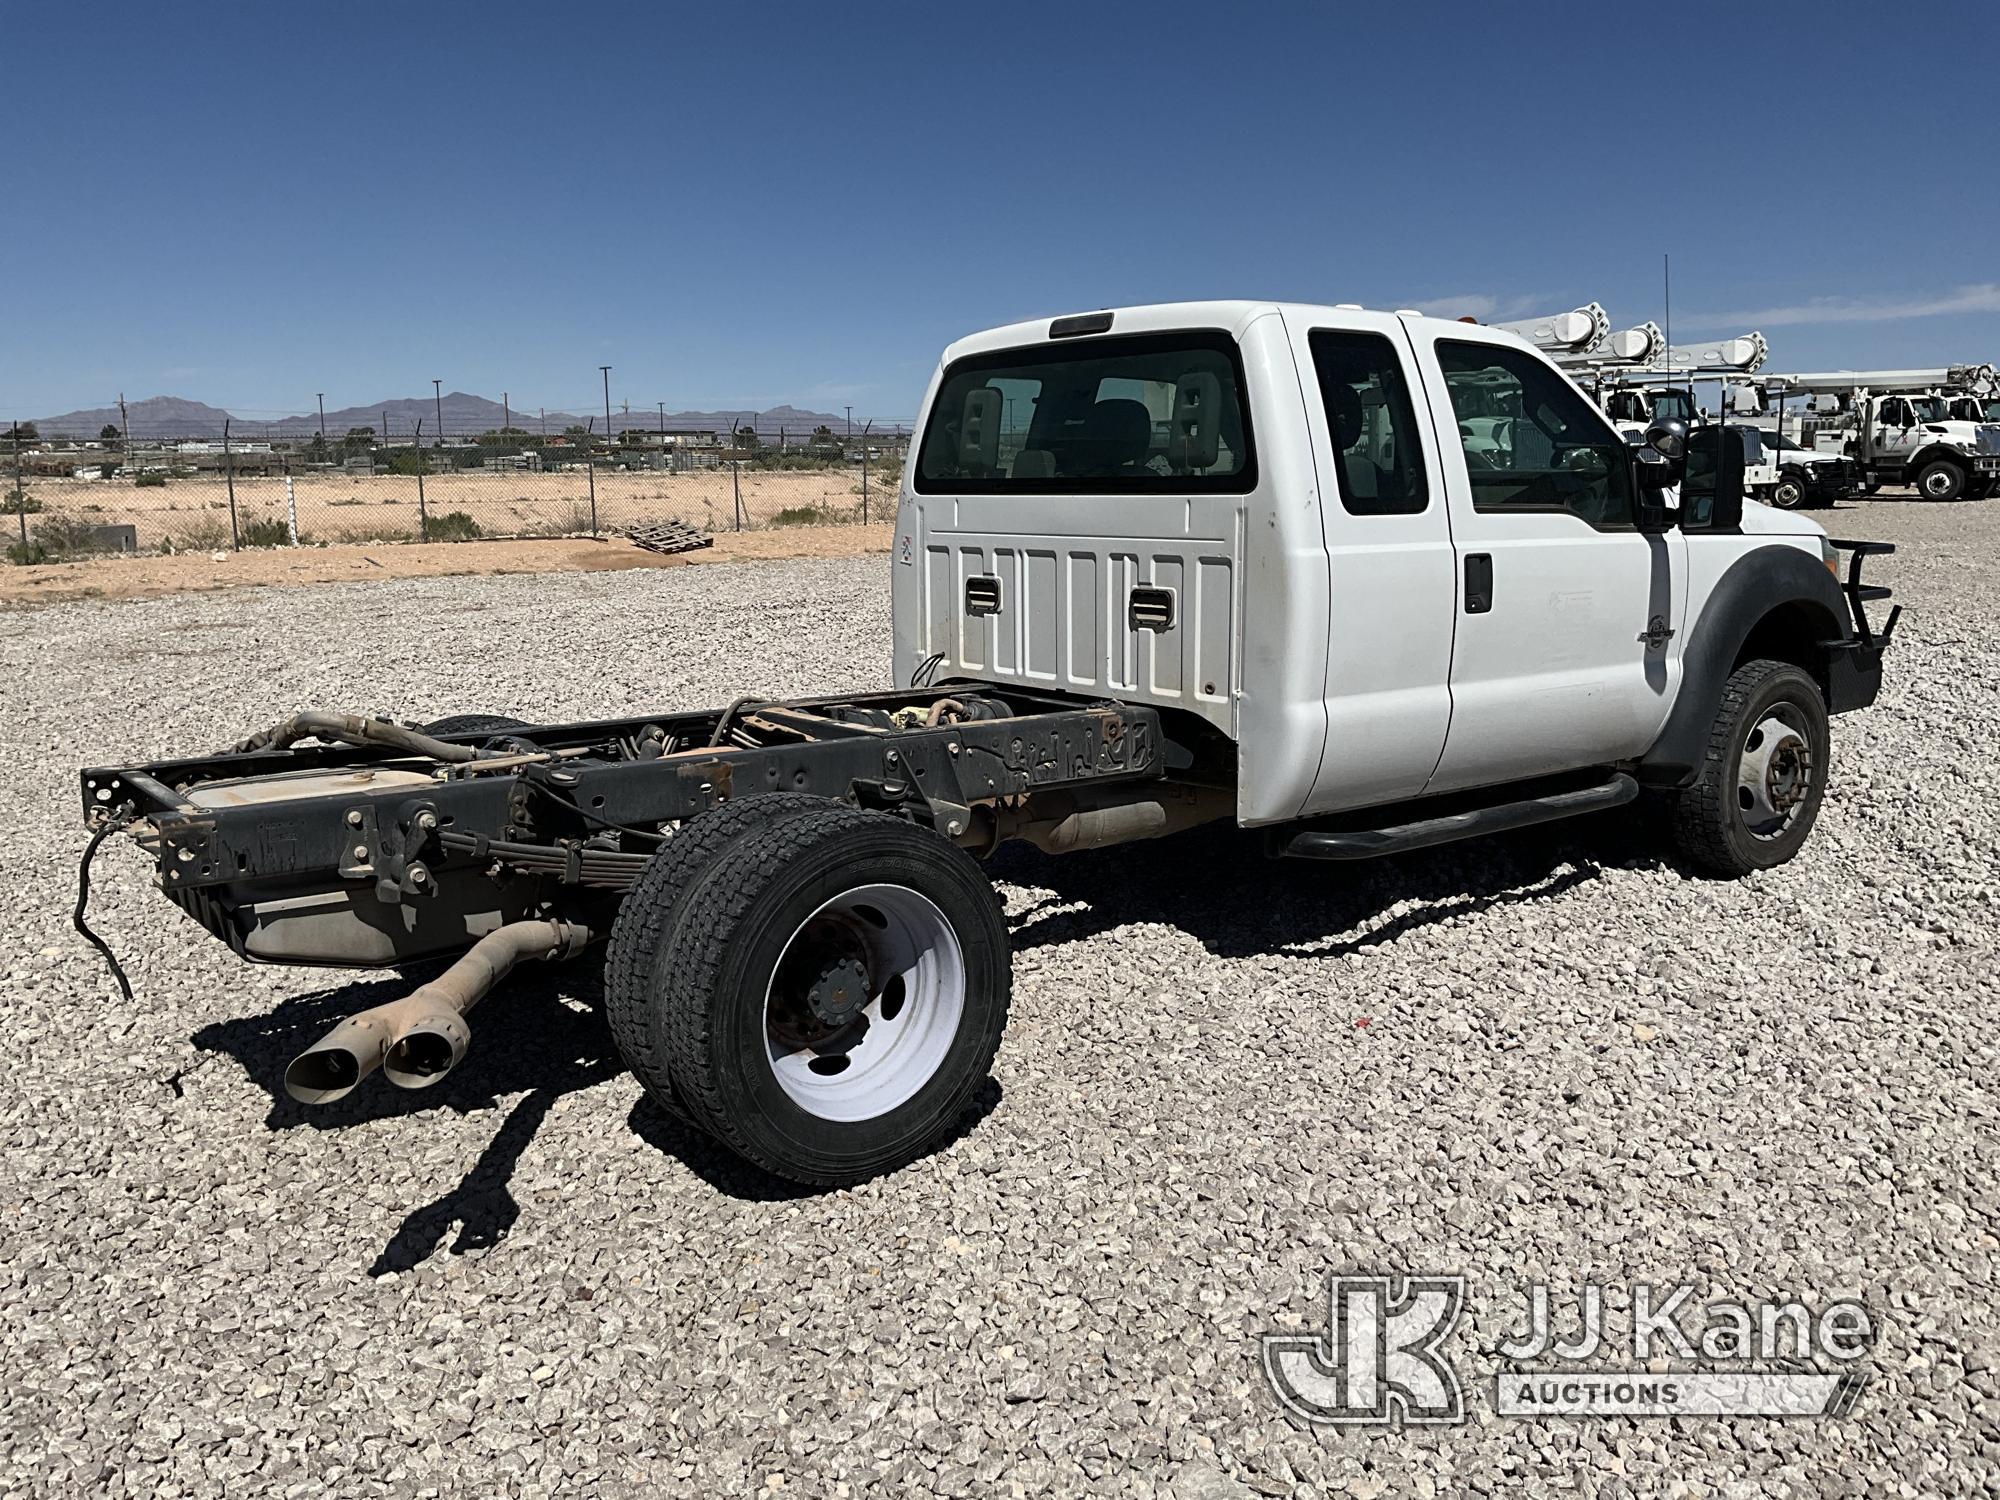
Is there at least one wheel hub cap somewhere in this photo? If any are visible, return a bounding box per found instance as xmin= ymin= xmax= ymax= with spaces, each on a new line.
xmin=806 ymin=954 xmax=872 ymax=1028
xmin=1737 ymin=710 xmax=1813 ymax=839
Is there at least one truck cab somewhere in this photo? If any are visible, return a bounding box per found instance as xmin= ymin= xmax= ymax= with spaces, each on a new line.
xmin=895 ymin=300 xmax=1886 ymax=831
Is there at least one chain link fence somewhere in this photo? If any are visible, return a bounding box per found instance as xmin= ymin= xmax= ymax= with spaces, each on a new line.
xmin=5 ymin=421 xmax=909 ymax=564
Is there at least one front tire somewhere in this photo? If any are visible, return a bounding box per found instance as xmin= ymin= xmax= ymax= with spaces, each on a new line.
xmin=647 ymin=807 xmax=1010 ymax=1185
xmin=1770 ymin=472 xmax=1808 ymax=510
xmin=1670 ymin=659 xmax=1830 ymax=877
xmin=1915 ymin=459 xmax=1966 ymax=502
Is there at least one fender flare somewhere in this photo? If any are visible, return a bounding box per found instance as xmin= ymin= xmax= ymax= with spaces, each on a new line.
xmin=1639 ymin=545 xmax=1849 ymax=785
xmin=1907 ymin=444 xmax=1970 ymax=476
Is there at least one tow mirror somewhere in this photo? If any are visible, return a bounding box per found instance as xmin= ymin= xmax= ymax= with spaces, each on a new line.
xmin=1681 ymin=425 xmax=1746 ymax=532
xmin=1633 ymin=420 xmax=1687 ymax=533
xmin=1644 ymin=419 xmax=1687 ymax=462
xmin=956 ymin=388 xmax=1003 ymax=472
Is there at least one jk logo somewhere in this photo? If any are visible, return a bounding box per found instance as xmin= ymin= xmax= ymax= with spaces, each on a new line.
xmin=1261 ymin=1275 xmax=1466 ymax=1427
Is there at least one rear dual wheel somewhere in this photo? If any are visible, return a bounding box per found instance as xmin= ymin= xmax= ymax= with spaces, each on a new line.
xmin=605 ymin=800 xmax=1010 ymax=1185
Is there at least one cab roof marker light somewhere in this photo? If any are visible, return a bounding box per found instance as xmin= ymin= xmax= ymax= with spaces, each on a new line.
xmin=1050 ymin=312 xmax=1114 ymax=339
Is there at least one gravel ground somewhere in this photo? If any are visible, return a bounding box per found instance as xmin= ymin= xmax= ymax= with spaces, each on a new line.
xmin=1 ymin=498 xmax=1994 ymax=1498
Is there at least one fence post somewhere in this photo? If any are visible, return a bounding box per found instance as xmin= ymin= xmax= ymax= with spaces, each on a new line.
xmin=10 ymin=424 xmax=25 ymax=555
xmin=732 ymin=451 xmax=742 ymax=530
xmin=285 ymin=463 xmax=298 ymax=545
xmin=860 ymin=419 xmax=873 ymax=525
xmin=587 ymin=451 xmax=598 ymax=536
xmin=223 ymin=418 xmax=241 ymax=550
xmin=415 ymin=418 xmax=429 ymax=541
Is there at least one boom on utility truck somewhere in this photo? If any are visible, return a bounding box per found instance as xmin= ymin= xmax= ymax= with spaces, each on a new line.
xmin=78 ymin=302 xmax=1899 ymax=1186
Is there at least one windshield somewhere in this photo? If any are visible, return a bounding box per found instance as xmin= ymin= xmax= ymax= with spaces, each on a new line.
xmin=915 ymin=331 xmax=1254 ymax=494
xmin=1649 ymin=389 xmax=1697 ymax=425
xmin=1764 ymin=430 xmax=1802 ymax=451
xmin=1914 ymin=396 xmax=1949 ymax=422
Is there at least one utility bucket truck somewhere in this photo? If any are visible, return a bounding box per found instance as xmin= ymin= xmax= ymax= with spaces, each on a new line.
xmin=1751 ymin=366 xmax=2000 ymax=499
xmin=78 ymin=303 xmax=1899 ymax=1186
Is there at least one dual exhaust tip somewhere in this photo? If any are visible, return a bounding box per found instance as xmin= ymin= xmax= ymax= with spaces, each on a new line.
xmin=282 ymin=998 xmax=471 ymax=1104
xmin=281 ymin=919 xmax=588 ymax=1106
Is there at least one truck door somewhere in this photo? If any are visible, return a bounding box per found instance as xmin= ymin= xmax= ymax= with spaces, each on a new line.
xmin=1872 ymin=396 xmax=1917 ymax=470
xmin=1289 ymin=313 xmax=1456 ymax=812
xmin=1406 ymin=325 xmax=1688 ymax=794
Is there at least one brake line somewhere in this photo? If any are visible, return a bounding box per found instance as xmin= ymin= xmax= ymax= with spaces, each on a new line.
xmin=75 ymin=806 xmax=138 ymax=1002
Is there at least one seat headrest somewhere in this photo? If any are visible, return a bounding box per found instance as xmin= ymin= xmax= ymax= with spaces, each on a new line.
xmin=1326 ymin=381 xmax=1365 ymax=449
xmin=1081 ymin=398 xmax=1153 ymax=470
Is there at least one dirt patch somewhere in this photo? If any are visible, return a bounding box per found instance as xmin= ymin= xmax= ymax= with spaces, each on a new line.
xmin=13 ymin=464 xmax=893 ymax=552
xmin=0 ymin=523 xmax=893 ymax=610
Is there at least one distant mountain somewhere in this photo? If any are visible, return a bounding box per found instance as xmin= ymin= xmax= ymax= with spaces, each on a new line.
xmin=25 ymin=395 xmax=238 ymax=440
xmin=30 ymin=393 xmax=900 ymax=441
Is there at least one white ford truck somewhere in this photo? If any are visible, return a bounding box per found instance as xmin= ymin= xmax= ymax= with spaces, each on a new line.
xmin=79 ymin=301 xmax=1898 ymax=1187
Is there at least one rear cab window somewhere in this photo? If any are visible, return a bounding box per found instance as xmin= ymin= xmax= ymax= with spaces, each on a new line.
xmin=915 ymin=331 xmax=1255 ymax=493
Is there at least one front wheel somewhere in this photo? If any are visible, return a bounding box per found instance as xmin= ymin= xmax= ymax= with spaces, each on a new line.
xmin=1915 ymin=459 xmax=1967 ymax=502
xmin=646 ymin=806 xmax=1010 ymax=1185
xmin=1670 ymin=659 xmax=1830 ymax=877
xmin=1770 ymin=472 xmax=1808 ymax=510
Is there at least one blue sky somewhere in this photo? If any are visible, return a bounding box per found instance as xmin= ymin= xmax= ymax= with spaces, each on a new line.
xmin=5 ymin=1 xmax=1995 ymax=423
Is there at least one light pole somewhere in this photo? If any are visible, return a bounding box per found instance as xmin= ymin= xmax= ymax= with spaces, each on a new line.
xmin=600 ymin=366 xmax=613 ymax=445
xmin=657 ymin=400 xmax=665 ymax=436
xmin=316 ymin=393 xmax=326 ymax=442
xmin=432 ymin=379 xmax=443 ymax=446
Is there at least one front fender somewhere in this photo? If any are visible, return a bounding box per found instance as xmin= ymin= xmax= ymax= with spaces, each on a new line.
xmin=1639 ymin=544 xmax=1853 ymax=785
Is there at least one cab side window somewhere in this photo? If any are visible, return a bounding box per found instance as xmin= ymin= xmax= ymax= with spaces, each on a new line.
xmin=1437 ymin=340 xmax=1633 ymax=528
xmin=1309 ymin=330 xmax=1428 ymax=516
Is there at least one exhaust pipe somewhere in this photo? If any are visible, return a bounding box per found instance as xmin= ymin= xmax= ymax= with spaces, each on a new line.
xmin=283 ymin=919 xmax=592 ymax=1104
xmin=961 ymin=784 xmax=1234 ymax=857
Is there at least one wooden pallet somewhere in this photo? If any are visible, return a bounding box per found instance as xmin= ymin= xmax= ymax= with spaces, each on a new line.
xmin=617 ymin=519 xmax=715 ymax=555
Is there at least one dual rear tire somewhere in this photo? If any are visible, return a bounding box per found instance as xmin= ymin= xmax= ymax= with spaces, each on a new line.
xmin=605 ymin=799 xmax=1010 ymax=1186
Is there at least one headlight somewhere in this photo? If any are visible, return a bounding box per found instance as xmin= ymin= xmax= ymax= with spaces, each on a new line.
xmin=1819 ymin=536 xmax=1839 ymax=577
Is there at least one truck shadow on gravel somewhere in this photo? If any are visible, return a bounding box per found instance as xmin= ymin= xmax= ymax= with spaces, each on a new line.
xmin=993 ymin=811 xmax=1661 ymax=958
xmin=187 ymin=959 xmax=970 ymax=1272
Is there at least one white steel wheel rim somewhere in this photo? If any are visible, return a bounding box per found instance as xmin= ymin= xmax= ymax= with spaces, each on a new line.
xmin=1737 ymin=707 xmax=1813 ymax=840
xmin=762 ymin=883 xmax=965 ymax=1123
xmin=1923 ymin=469 xmax=1954 ymax=498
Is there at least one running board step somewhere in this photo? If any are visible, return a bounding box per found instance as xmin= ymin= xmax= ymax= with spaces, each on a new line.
xmin=1278 ymin=773 xmax=1639 ymax=862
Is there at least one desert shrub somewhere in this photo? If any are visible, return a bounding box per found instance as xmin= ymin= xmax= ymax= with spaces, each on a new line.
xmin=526 ymin=500 xmax=594 ymax=537
xmin=239 ymin=517 xmax=293 ymax=548
xmin=6 ymin=540 xmax=47 ymax=564
xmin=135 ymin=472 xmax=167 ymax=488
xmin=330 ymin=523 xmax=414 ymax=544
xmin=3 ymin=488 xmax=41 ymax=515
xmin=770 ymin=504 xmax=830 ymax=527
xmin=167 ymin=517 xmax=230 ymax=552
xmin=425 ymin=510 xmax=482 ymax=541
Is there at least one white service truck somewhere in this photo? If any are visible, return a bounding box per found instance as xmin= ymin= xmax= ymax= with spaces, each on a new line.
xmin=80 ymin=301 xmax=1899 ymax=1186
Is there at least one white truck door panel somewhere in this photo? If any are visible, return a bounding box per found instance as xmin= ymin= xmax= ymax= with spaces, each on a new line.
xmin=1289 ymin=312 xmax=1457 ymax=813
xmin=1409 ymin=325 xmax=1687 ymax=794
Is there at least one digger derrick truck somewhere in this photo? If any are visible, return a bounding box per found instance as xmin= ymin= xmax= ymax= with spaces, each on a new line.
xmin=78 ymin=302 xmax=1900 ymax=1187
xmin=1750 ymin=365 xmax=2000 ymax=500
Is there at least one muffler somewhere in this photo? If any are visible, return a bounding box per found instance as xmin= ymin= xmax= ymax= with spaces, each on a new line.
xmin=283 ymin=919 xmax=592 ymax=1104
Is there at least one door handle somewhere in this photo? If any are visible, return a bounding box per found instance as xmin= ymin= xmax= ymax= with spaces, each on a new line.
xmin=965 ymin=574 xmax=1001 ymax=616
xmin=1128 ymin=585 xmax=1176 ymax=631
xmin=1463 ymin=554 xmax=1493 ymax=614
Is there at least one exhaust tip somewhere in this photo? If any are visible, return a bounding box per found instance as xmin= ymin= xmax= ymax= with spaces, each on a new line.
xmin=382 ymin=1013 xmax=469 ymax=1090
xmin=284 ymin=1046 xmax=364 ymax=1105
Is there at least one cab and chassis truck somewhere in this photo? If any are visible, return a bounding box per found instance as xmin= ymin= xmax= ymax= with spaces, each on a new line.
xmin=78 ymin=302 xmax=1899 ymax=1186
